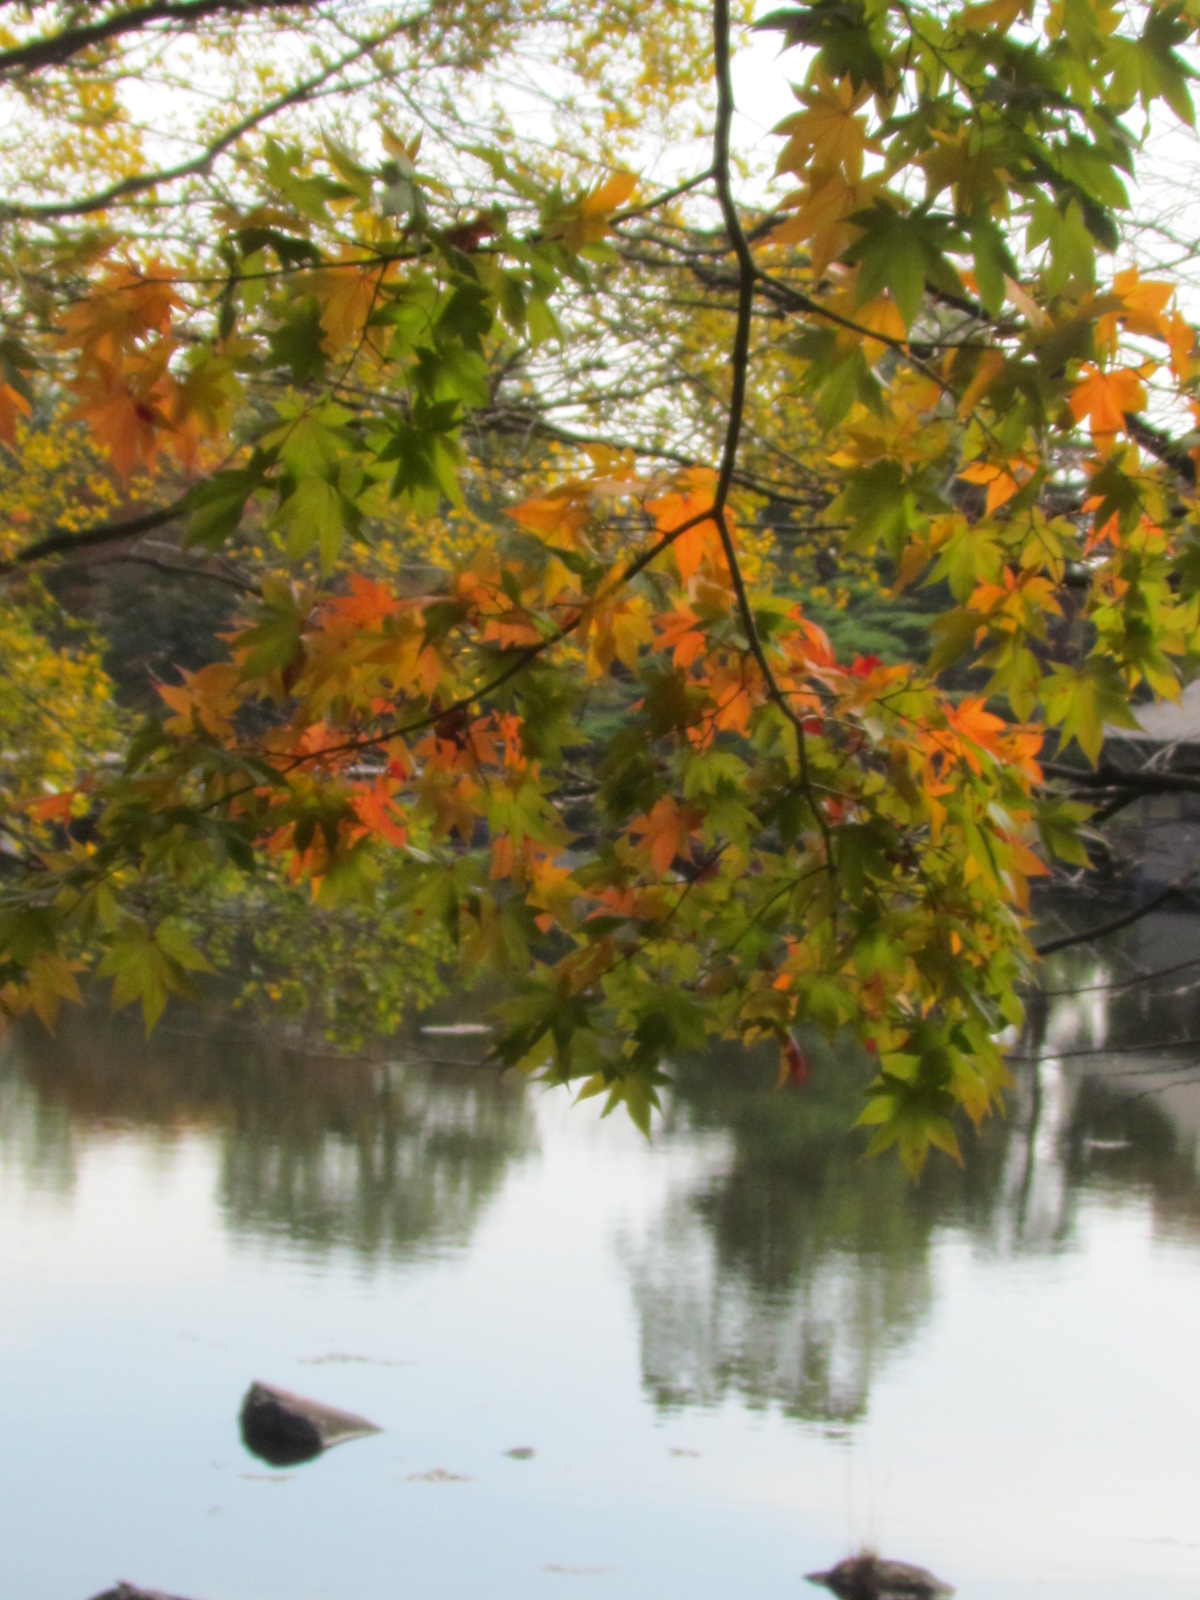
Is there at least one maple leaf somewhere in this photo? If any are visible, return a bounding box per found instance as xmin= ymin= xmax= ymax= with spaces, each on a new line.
xmin=0 ymin=378 xmax=31 ymax=446
xmin=774 ymin=73 xmax=876 ymax=183
xmin=349 ymin=776 xmax=408 ymax=847
xmin=59 ymin=263 xmax=183 ymax=365
xmin=71 ymin=363 xmax=171 ymax=477
xmin=326 ymin=574 xmax=403 ymax=630
xmin=1112 ymin=266 xmax=1173 ymax=340
xmin=1167 ymin=311 xmax=1198 ymax=382
xmin=169 ymin=353 xmax=240 ymax=468
xmin=944 ymin=697 xmax=1006 ymax=772
xmin=776 ymin=1035 xmax=811 ymax=1089
xmin=316 ymin=261 xmax=382 ymax=355
xmin=655 ymin=605 xmax=707 ymax=668
xmin=771 ymin=170 xmax=884 ymax=278
xmin=628 ymin=795 xmax=696 ymax=877
xmin=158 ymin=663 xmax=243 ymax=737
xmin=1068 ymin=363 xmax=1150 ymax=442
xmin=556 ymin=171 xmax=637 ymax=250
xmin=510 ymin=492 xmax=591 ymax=546
xmin=958 ymin=456 xmax=1031 ymax=513
xmin=582 ymin=172 xmax=637 ymax=216
xmin=28 ymin=789 xmax=78 ymax=824
xmin=26 ymin=951 xmax=82 ymax=1031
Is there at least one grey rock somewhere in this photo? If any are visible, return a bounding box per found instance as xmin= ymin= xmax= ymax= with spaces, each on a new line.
xmin=805 ymin=1553 xmax=954 ymax=1600
xmin=89 ymin=1586 xmax=200 ymax=1600
xmin=239 ymin=1380 xmax=382 ymax=1468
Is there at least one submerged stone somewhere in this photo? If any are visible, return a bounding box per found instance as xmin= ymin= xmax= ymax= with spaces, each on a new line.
xmin=89 ymin=1586 xmax=200 ymax=1600
xmin=239 ymin=1380 xmax=382 ymax=1468
xmin=805 ymin=1553 xmax=955 ymax=1600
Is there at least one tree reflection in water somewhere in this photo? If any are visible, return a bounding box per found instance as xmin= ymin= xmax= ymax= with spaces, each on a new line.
xmin=626 ymin=909 xmax=1200 ymax=1428
xmin=0 ymin=1006 xmax=537 ymax=1263
xmin=4 ymin=907 xmax=1200 ymax=1433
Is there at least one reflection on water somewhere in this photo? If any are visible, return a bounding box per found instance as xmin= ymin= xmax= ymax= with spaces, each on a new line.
xmin=3 ymin=914 xmax=1200 ymax=1429
xmin=3 ymin=910 xmax=1200 ymax=1599
xmin=625 ymin=1043 xmax=993 ymax=1424
xmin=0 ymin=1010 xmax=538 ymax=1263
xmin=625 ymin=909 xmax=1200 ymax=1428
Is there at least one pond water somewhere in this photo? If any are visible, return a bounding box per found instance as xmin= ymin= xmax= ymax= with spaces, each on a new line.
xmin=5 ymin=910 xmax=1200 ymax=1600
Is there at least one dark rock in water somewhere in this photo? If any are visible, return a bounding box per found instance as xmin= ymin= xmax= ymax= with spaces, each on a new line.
xmin=805 ymin=1553 xmax=954 ymax=1600
xmin=89 ymin=1586 xmax=200 ymax=1600
xmin=239 ymin=1380 xmax=382 ymax=1468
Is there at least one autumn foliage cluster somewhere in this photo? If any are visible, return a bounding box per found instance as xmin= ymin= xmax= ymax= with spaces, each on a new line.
xmin=2 ymin=0 xmax=1200 ymax=1169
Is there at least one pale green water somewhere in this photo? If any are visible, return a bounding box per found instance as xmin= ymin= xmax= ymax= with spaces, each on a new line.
xmin=4 ymin=911 xmax=1200 ymax=1599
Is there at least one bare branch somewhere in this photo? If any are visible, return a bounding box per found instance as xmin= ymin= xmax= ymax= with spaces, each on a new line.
xmin=1035 ymin=866 xmax=1200 ymax=955
xmin=0 ymin=499 xmax=191 ymax=577
xmin=0 ymin=13 xmax=419 ymax=220
xmin=711 ymin=0 xmax=831 ymax=868
xmin=0 ymin=1 xmax=316 ymax=79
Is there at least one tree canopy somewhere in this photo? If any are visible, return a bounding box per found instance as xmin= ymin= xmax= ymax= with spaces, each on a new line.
xmin=2 ymin=0 xmax=1200 ymax=1171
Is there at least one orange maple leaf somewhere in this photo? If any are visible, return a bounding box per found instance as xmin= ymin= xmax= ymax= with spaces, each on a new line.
xmin=0 ymin=378 xmax=31 ymax=447
xmin=510 ymin=491 xmax=591 ymax=547
xmin=326 ymin=575 xmax=403 ymax=630
xmin=349 ymin=776 xmax=407 ymax=847
xmin=28 ymin=790 xmax=78 ymax=824
xmin=628 ymin=795 xmax=697 ymax=878
xmin=925 ymin=696 xmax=1007 ymax=775
xmin=1068 ymin=363 xmax=1149 ymax=443
xmin=60 ymin=262 xmax=183 ymax=364
xmin=958 ymin=457 xmax=1028 ymax=514
xmin=655 ymin=605 xmax=707 ymax=668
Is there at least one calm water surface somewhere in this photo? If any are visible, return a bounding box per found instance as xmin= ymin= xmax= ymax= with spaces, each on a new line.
xmin=4 ymin=913 xmax=1200 ymax=1599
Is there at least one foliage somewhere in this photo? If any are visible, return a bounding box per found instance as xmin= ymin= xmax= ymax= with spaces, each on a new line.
xmin=2 ymin=0 xmax=1200 ymax=1171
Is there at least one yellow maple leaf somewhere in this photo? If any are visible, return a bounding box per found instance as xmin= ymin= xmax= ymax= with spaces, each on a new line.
xmin=959 ymin=0 xmax=1031 ymax=25
xmin=557 ymin=172 xmax=637 ymax=251
xmin=1113 ymin=266 xmax=1173 ymax=339
xmin=581 ymin=172 xmax=637 ymax=217
xmin=957 ymin=349 xmax=1007 ymax=419
xmin=774 ymin=74 xmax=876 ymax=184
xmin=1167 ymin=311 xmax=1198 ymax=382
xmin=316 ymin=262 xmax=382 ymax=355
xmin=770 ymin=171 xmax=883 ymax=278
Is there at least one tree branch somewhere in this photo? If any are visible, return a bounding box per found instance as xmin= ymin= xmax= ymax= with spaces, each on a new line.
xmin=1041 ymin=760 xmax=1200 ymax=796
xmin=1035 ymin=865 xmax=1200 ymax=955
xmin=0 ymin=14 xmax=417 ymax=220
xmin=0 ymin=499 xmax=191 ymax=578
xmin=711 ymin=0 xmax=832 ymax=869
